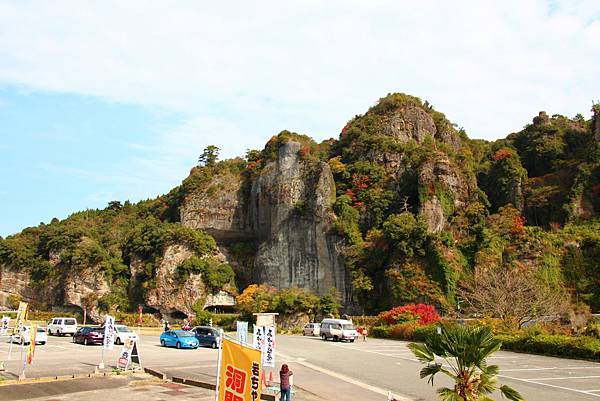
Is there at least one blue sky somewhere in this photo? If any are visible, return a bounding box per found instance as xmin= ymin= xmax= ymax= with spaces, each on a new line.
xmin=1 ymin=0 xmax=599 ymax=236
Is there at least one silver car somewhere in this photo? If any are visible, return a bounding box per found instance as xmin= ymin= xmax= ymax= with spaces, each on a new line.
xmin=302 ymin=323 xmax=321 ymax=336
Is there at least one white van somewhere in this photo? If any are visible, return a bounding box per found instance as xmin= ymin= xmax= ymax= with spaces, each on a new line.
xmin=320 ymin=318 xmax=358 ymax=342
xmin=47 ymin=317 xmax=78 ymax=336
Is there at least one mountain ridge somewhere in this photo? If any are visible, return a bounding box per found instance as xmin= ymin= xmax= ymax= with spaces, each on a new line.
xmin=1 ymin=93 xmax=598 ymax=320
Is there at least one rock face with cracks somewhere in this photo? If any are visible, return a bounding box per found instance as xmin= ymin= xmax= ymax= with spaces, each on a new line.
xmin=181 ymin=141 xmax=349 ymax=301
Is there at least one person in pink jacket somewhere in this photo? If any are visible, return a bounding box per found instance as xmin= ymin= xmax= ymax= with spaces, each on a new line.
xmin=279 ymin=364 xmax=293 ymax=401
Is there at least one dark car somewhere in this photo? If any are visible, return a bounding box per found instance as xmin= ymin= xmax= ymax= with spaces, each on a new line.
xmin=73 ymin=326 xmax=104 ymax=345
xmin=192 ymin=326 xmax=221 ymax=349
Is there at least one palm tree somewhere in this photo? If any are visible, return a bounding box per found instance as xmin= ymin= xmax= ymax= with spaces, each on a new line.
xmin=408 ymin=324 xmax=524 ymax=401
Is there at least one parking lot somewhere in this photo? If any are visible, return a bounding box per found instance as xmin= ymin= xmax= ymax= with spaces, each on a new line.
xmin=2 ymin=332 xmax=600 ymax=400
xmin=0 ymin=332 xmax=219 ymax=381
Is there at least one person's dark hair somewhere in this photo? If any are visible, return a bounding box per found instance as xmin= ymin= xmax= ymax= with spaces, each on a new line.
xmin=280 ymin=364 xmax=289 ymax=373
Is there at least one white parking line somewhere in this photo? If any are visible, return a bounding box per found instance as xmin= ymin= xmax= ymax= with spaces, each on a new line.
xmin=526 ymin=375 xmax=600 ymax=381
xmin=279 ymin=352 xmax=414 ymax=401
xmin=499 ymin=374 xmax=600 ymax=398
xmin=331 ymin=344 xmax=418 ymax=362
xmin=503 ymin=366 xmax=600 ymax=372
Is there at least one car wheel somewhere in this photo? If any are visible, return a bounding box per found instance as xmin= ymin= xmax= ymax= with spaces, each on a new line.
xmin=161 ymin=339 xmax=166 ymax=347
xmin=72 ymin=336 xmax=76 ymax=343
xmin=333 ymin=336 xmax=339 ymax=342
xmin=176 ymin=342 xmax=181 ymax=349
xmin=84 ymin=338 xmax=89 ymax=346
xmin=321 ymin=334 xmax=327 ymax=341
xmin=302 ymin=332 xmax=306 ymax=336
xmin=211 ymin=341 xmax=217 ymax=349
xmin=115 ymin=337 xmax=122 ymax=345
xmin=40 ymin=341 xmax=46 ymax=345
xmin=350 ymin=339 xmax=355 ymax=343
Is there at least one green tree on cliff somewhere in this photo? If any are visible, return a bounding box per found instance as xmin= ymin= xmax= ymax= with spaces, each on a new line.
xmin=198 ymin=145 xmax=220 ymax=167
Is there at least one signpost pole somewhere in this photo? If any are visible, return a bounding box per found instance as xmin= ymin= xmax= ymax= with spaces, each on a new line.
xmin=19 ymin=338 xmax=25 ymax=380
xmin=214 ymin=328 xmax=224 ymax=401
xmin=99 ymin=346 xmax=105 ymax=369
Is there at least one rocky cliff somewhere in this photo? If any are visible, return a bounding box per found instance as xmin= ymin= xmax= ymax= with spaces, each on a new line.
xmin=181 ymin=141 xmax=348 ymax=301
xmin=2 ymin=91 xmax=599 ymax=316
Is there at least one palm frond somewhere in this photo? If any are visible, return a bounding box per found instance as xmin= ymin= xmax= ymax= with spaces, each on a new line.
xmin=408 ymin=342 xmax=434 ymax=363
xmin=437 ymin=387 xmax=464 ymax=401
xmin=484 ymin=364 xmax=500 ymax=377
xmin=500 ymin=384 xmax=525 ymax=401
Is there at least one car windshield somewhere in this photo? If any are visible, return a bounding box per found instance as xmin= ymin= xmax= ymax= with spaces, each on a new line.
xmin=178 ymin=331 xmax=195 ymax=337
xmin=65 ymin=319 xmax=76 ymax=325
xmin=116 ymin=326 xmax=131 ymax=332
xmin=342 ymin=324 xmax=355 ymax=330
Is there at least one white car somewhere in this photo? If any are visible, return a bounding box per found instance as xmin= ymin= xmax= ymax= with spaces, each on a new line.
xmin=47 ymin=317 xmax=78 ymax=336
xmin=302 ymin=323 xmax=321 ymax=336
xmin=113 ymin=324 xmax=138 ymax=345
xmin=9 ymin=326 xmax=47 ymax=345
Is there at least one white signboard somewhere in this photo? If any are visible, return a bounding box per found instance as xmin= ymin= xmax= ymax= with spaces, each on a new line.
xmin=0 ymin=316 xmax=9 ymax=336
xmin=253 ymin=325 xmax=264 ymax=351
xmin=117 ymin=339 xmax=135 ymax=369
xmin=263 ymin=326 xmax=275 ymax=368
xmin=236 ymin=321 xmax=248 ymax=345
xmin=103 ymin=315 xmax=115 ymax=350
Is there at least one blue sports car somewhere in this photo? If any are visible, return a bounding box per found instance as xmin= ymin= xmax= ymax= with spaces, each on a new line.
xmin=160 ymin=330 xmax=199 ymax=349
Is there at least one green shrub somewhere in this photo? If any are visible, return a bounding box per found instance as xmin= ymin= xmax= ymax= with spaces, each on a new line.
xmin=371 ymin=325 xmax=391 ymax=338
xmin=193 ymin=310 xmax=213 ymax=326
xmin=115 ymin=312 xmax=161 ymax=327
xmin=497 ymin=333 xmax=600 ymax=361
xmin=211 ymin=313 xmax=240 ymax=331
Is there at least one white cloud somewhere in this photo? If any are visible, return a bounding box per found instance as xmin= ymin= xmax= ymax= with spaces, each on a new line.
xmin=0 ymin=0 xmax=599 ymax=146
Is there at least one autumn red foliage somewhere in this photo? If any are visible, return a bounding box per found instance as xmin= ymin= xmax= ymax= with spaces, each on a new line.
xmin=299 ymin=146 xmax=311 ymax=158
xmin=246 ymin=161 xmax=260 ymax=170
xmin=379 ymin=303 xmax=441 ymax=325
xmin=340 ymin=122 xmax=352 ymax=138
xmin=511 ymin=215 xmax=526 ymax=235
xmin=492 ymin=149 xmax=513 ymax=162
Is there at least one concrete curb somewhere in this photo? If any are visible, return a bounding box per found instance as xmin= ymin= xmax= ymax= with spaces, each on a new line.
xmin=145 ymin=367 xmax=276 ymax=401
xmin=0 ymin=369 xmax=136 ymax=386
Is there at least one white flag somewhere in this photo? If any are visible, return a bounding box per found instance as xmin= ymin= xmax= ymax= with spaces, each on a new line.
xmin=103 ymin=315 xmax=115 ymax=350
xmin=0 ymin=316 xmax=9 ymax=336
xmin=263 ymin=326 xmax=275 ymax=367
xmin=253 ymin=325 xmax=264 ymax=350
xmin=236 ymin=321 xmax=248 ymax=345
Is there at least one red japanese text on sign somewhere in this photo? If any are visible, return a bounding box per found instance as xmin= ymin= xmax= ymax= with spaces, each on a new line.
xmin=225 ymin=365 xmax=247 ymax=394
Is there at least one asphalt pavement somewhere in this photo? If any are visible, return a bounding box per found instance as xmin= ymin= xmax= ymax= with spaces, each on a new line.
xmin=1 ymin=333 xmax=600 ymax=400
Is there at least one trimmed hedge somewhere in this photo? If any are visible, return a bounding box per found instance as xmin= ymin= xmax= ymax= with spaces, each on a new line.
xmin=371 ymin=323 xmax=439 ymax=341
xmin=497 ymin=333 xmax=600 ymax=361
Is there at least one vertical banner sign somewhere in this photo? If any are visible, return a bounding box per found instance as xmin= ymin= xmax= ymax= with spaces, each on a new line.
xmin=262 ymin=326 xmax=275 ymax=368
xmin=252 ymin=325 xmax=264 ymax=351
xmin=236 ymin=321 xmax=248 ymax=345
xmin=26 ymin=324 xmax=37 ymax=364
xmin=83 ymin=305 xmax=87 ymax=325
xmin=0 ymin=316 xmax=9 ymax=336
xmin=103 ymin=315 xmax=115 ymax=350
xmin=14 ymin=302 xmax=28 ymax=334
xmin=218 ymin=338 xmax=262 ymax=401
